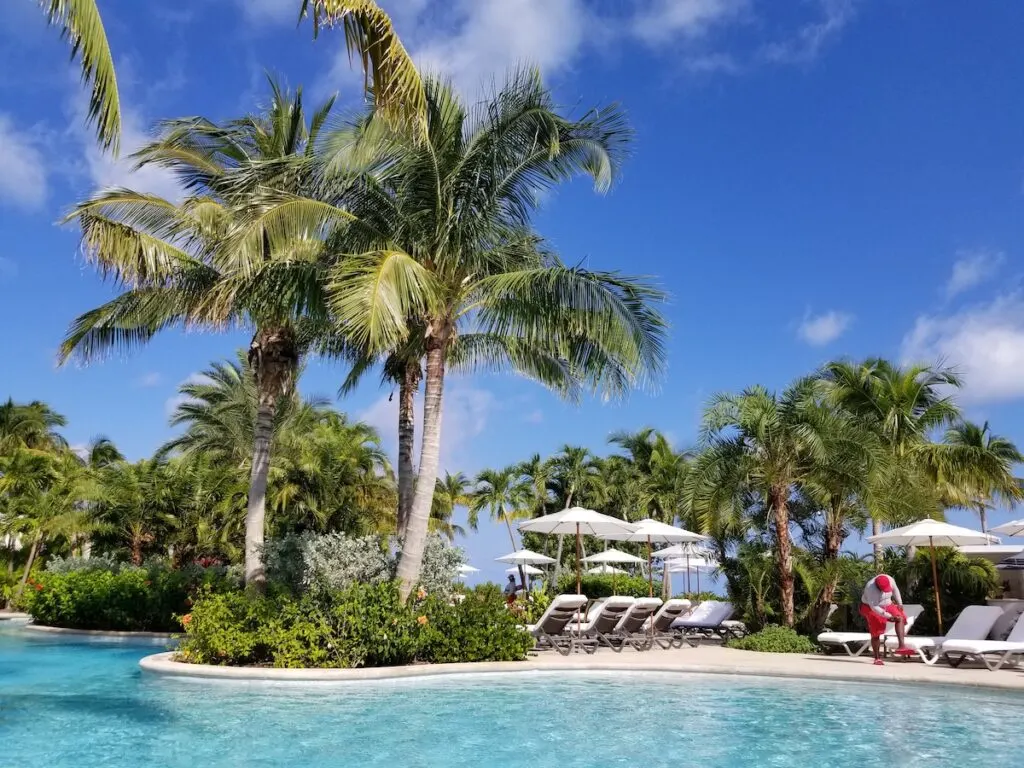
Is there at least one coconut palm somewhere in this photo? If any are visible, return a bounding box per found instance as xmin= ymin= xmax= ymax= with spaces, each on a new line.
xmin=936 ymin=421 xmax=1024 ymax=532
xmin=470 ymin=466 xmax=532 ymax=587
xmin=516 ymin=454 xmax=554 ymax=519
xmin=317 ymin=70 xmax=667 ymax=600
xmin=0 ymin=399 xmax=68 ymax=454
xmin=430 ymin=471 xmax=471 ymax=541
xmin=688 ymin=381 xmax=832 ymax=627
xmin=57 ymin=81 xmax=353 ymax=588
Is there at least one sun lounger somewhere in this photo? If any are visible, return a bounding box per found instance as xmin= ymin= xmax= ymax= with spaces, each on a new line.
xmin=883 ymin=605 xmax=1005 ymax=665
xmin=527 ymin=594 xmax=589 ymax=655
xmin=936 ymin=611 xmax=1024 ymax=671
xmin=671 ymin=601 xmax=744 ymax=645
xmin=817 ymin=604 xmax=925 ymax=657
xmin=649 ymin=599 xmax=693 ymax=649
xmin=607 ymin=597 xmax=663 ymax=652
xmin=569 ymin=596 xmax=635 ymax=653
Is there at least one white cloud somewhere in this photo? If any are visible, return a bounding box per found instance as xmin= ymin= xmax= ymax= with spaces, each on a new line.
xmin=759 ymin=0 xmax=858 ymax=64
xmin=82 ymin=107 xmax=183 ymax=201
xmin=632 ymin=0 xmax=748 ymax=46
xmin=523 ymin=409 xmax=544 ymax=424
xmin=798 ymin=310 xmax=852 ymax=346
xmin=902 ymin=294 xmax=1024 ymax=404
xmin=359 ymin=383 xmax=497 ymax=472
xmin=136 ymin=372 xmax=162 ymax=388
xmin=0 ymin=114 xmax=47 ymax=210
xmin=945 ymin=249 xmax=1004 ymax=298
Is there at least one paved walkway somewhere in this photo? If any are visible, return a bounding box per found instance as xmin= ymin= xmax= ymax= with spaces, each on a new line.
xmin=141 ymin=644 xmax=1024 ymax=692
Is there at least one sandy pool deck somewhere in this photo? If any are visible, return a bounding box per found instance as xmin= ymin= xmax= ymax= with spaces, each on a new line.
xmin=140 ymin=644 xmax=1024 ymax=692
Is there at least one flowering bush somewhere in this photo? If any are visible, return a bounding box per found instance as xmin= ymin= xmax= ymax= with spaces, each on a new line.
xmin=177 ymin=581 xmax=532 ymax=668
xmin=264 ymin=532 xmax=463 ymax=599
xmin=22 ymin=563 xmax=237 ymax=632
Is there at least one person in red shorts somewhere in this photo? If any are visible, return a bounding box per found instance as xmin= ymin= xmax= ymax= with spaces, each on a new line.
xmin=860 ymin=574 xmax=911 ymax=665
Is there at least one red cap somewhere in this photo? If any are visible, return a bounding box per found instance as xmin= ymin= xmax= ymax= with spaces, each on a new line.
xmin=875 ymin=575 xmax=892 ymax=593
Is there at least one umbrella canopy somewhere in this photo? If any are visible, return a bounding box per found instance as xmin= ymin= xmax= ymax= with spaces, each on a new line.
xmin=603 ymin=518 xmax=707 ymax=544
xmin=666 ymin=557 xmax=720 ymax=572
xmin=652 ymin=542 xmax=712 ymax=559
xmin=868 ymin=518 xmax=998 ymax=634
xmin=518 ymin=507 xmax=636 ymax=536
xmin=495 ymin=548 xmax=556 ymax=565
xmin=587 ymin=564 xmax=628 ymax=575
xmin=505 ymin=564 xmax=543 ymax=576
xmin=991 ymin=519 xmax=1024 ymax=537
xmin=580 ymin=548 xmax=645 ymax=565
xmin=456 ymin=564 xmax=479 ymax=575
xmin=867 ymin=518 xmax=998 ymax=548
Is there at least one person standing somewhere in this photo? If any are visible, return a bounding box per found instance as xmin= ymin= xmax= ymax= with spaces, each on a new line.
xmin=860 ymin=574 xmax=912 ymax=665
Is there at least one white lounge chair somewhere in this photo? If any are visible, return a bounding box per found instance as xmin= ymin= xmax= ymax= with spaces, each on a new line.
xmin=937 ymin=612 xmax=1024 ymax=671
xmin=608 ymin=597 xmax=663 ymax=652
xmin=671 ymin=601 xmax=744 ymax=645
xmin=649 ymin=599 xmax=692 ymax=649
xmin=883 ymin=605 xmax=1005 ymax=665
xmin=817 ymin=604 xmax=925 ymax=657
xmin=569 ymin=596 xmax=635 ymax=653
xmin=527 ymin=594 xmax=588 ymax=656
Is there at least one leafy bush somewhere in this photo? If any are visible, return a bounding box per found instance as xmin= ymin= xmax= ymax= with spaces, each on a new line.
xmin=22 ymin=563 xmax=236 ymax=632
xmin=556 ymin=573 xmax=659 ymax=599
xmin=177 ymin=581 xmax=532 ymax=668
xmin=44 ymin=554 xmax=122 ymax=574
xmin=727 ymin=625 xmax=816 ymax=654
xmin=264 ymin=532 xmax=463 ymax=599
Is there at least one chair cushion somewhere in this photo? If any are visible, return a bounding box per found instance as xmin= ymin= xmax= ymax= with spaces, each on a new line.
xmin=988 ymin=606 xmax=1024 ymax=642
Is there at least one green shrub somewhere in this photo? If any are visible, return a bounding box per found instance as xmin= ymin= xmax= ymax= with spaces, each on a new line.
xmin=178 ymin=581 xmax=532 ymax=668
xmin=22 ymin=564 xmax=235 ymax=632
xmin=555 ymin=573 xmax=659 ymax=599
xmin=727 ymin=625 xmax=816 ymax=654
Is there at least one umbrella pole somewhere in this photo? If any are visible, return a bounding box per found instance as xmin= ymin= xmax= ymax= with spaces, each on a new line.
xmin=575 ymin=523 xmax=582 ymax=595
xmin=686 ymin=554 xmax=691 ymax=596
xmin=696 ymin=565 xmax=701 ymax=596
xmin=929 ymin=537 xmax=943 ymax=635
xmin=647 ymin=535 xmax=653 ymax=598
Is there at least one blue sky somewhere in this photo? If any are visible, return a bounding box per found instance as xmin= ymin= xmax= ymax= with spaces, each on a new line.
xmin=2 ymin=0 xmax=1023 ymax=586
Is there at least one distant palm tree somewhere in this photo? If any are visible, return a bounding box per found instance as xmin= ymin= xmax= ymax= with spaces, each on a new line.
xmin=430 ymin=472 xmax=471 ymax=541
xmin=470 ymin=466 xmax=532 ymax=588
xmin=937 ymin=421 xmax=1024 ymax=532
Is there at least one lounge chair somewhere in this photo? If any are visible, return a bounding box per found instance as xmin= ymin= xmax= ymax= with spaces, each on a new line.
xmin=649 ymin=599 xmax=693 ymax=649
xmin=883 ymin=605 xmax=1005 ymax=665
xmin=608 ymin=597 xmax=663 ymax=652
xmin=671 ymin=601 xmax=745 ymax=645
xmin=936 ymin=611 xmax=1024 ymax=671
xmin=817 ymin=604 xmax=925 ymax=657
xmin=569 ymin=596 xmax=635 ymax=653
xmin=527 ymin=594 xmax=589 ymax=656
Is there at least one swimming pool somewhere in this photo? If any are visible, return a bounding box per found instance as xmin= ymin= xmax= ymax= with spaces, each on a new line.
xmin=2 ymin=625 xmax=1022 ymax=767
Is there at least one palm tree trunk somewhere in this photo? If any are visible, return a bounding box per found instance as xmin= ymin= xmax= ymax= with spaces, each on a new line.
xmin=13 ymin=535 xmax=42 ymax=603
xmin=396 ymin=341 xmax=446 ymax=602
xmin=979 ymin=506 xmax=988 ymax=534
xmin=244 ymin=399 xmax=275 ymax=590
xmin=396 ymin=362 xmax=420 ymax=537
xmin=871 ymin=516 xmax=881 ymax=563
xmin=771 ymin=486 xmax=795 ymax=628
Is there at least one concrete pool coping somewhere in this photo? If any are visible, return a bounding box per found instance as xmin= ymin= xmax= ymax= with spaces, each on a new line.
xmin=139 ymin=646 xmax=1024 ymax=692
xmin=22 ymin=623 xmax=178 ymax=644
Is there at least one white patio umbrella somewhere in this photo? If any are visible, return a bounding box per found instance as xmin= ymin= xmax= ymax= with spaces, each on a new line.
xmin=605 ymin=519 xmax=708 ymax=597
xmin=654 ymin=542 xmax=713 ymax=596
xmin=666 ymin=556 xmax=720 ymax=595
xmin=505 ymin=564 xmax=543 ymax=576
xmin=587 ymin=564 xmax=628 ymax=575
xmin=519 ymin=507 xmax=636 ymax=594
xmin=456 ymin=564 xmax=479 ymax=578
xmin=991 ymin=519 xmax=1024 ymax=537
xmin=867 ymin=518 xmax=998 ymax=633
xmin=496 ymin=549 xmax=556 ymax=565
xmin=580 ymin=548 xmax=646 ymax=565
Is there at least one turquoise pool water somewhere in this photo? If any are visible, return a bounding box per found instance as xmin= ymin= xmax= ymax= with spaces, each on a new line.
xmin=3 ymin=625 xmax=1023 ymax=767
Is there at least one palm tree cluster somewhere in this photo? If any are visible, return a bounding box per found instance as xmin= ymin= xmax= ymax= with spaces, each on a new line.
xmin=0 ymin=357 xmax=399 ymax=605
xmin=56 ymin=65 xmax=665 ymax=598
xmin=490 ymin=359 xmax=1023 ymax=631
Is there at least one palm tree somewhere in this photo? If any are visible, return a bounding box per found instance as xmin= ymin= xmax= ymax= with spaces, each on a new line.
xmin=821 ymin=359 xmax=962 ymax=556
xmin=319 ymin=71 xmax=667 ymax=600
xmin=470 ymin=466 xmax=532 ymax=587
xmin=0 ymin=399 xmax=68 ymax=454
xmin=609 ymin=428 xmax=689 ymax=523
xmin=688 ymin=381 xmax=832 ymax=627
xmin=58 ymin=81 xmax=348 ymax=589
xmin=547 ymin=445 xmax=604 ymax=583
xmin=937 ymin=421 xmax=1024 ymax=532
xmin=516 ymin=454 xmax=554 ymax=519
xmin=430 ymin=472 xmax=471 ymax=541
